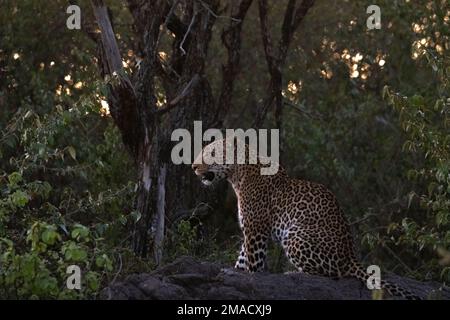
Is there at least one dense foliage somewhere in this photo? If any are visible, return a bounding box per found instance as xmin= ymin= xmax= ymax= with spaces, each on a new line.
xmin=0 ymin=0 xmax=449 ymax=298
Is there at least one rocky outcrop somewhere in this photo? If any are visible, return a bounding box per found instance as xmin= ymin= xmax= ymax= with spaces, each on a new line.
xmin=101 ymin=256 xmax=449 ymax=300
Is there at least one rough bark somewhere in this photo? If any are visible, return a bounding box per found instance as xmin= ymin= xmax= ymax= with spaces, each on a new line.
xmin=154 ymin=164 xmax=167 ymax=265
xmin=101 ymin=256 xmax=450 ymax=300
xmin=162 ymin=0 xmax=225 ymax=229
xmin=91 ymin=0 xmax=143 ymax=156
xmin=90 ymin=0 xmax=159 ymax=258
xmin=254 ymin=0 xmax=315 ymax=129
xmin=213 ymin=0 xmax=253 ymax=127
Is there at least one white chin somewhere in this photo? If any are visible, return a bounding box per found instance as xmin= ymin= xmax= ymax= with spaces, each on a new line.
xmin=202 ymin=179 xmax=213 ymax=186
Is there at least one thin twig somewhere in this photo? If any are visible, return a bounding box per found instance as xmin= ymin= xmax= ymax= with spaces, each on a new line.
xmin=180 ymin=13 xmax=196 ymax=55
xmin=155 ymin=74 xmax=201 ymax=115
xmin=156 ymin=0 xmax=181 ymax=50
xmin=349 ymin=213 xmax=377 ymax=226
xmin=170 ymin=202 xmax=213 ymax=225
xmin=197 ymin=0 xmax=242 ymax=22
xmin=384 ymin=245 xmax=413 ymax=273
xmin=283 ymin=99 xmax=322 ymax=120
xmin=169 ymin=75 xmax=200 ymax=105
xmin=111 ymin=253 xmax=123 ymax=285
xmin=164 ymin=0 xmax=182 ymax=29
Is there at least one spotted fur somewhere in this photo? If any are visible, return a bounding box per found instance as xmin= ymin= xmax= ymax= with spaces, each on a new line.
xmin=192 ymin=138 xmax=420 ymax=300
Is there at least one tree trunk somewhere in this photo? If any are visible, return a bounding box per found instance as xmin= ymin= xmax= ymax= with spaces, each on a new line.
xmin=133 ymin=129 xmax=156 ymax=257
xmin=154 ymin=164 xmax=167 ymax=265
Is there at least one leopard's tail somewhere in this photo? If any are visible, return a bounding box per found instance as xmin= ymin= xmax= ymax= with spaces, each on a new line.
xmin=348 ymin=261 xmax=422 ymax=300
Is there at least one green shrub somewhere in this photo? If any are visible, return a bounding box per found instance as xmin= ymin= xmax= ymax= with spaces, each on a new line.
xmin=0 ymin=97 xmax=136 ymax=299
xmin=382 ymin=33 xmax=449 ymax=280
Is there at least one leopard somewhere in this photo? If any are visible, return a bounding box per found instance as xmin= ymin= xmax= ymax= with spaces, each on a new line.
xmin=191 ymin=137 xmax=421 ymax=300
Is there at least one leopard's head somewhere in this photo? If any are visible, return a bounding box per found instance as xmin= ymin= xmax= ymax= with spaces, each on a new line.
xmin=191 ymin=138 xmax=238 ymax=186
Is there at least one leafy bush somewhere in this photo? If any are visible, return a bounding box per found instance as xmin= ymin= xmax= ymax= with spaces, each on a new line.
xmin=166 ymin=217 xmax=236 ymax=265
xmin=0 ymin=96 xmax=136 ymax=298
xmin=382 ymin=43 xmax=450 ymax=280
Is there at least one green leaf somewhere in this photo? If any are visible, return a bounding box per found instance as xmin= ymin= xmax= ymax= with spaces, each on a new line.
xmin=41 ymin=226 xmax=60 ymax=245
xmin=130 ymin=210 xmax=142 ymax=223
xmin=119 ymin=215 xmax=127 ymax=226
xmin=72 ymin=248 xmax=87 ymax=261
xmin=38 ymin=145 xmax=46 ymax=157
xmin=8 ymin=172 xmax=23 ymax=187
xmin=11 ymin=190 xmax=29 ymax=207
xmin=85 ymin=271 xmax=100 ymax=291
xmin=64 ymin=245 xmax=87 ymax=262
xmin=71 ymin=224 xmax=89 ymax=240
xmin=95 ymin=254 xmax=113 ymax=272
xmin=410 ymin=94 xmax=424 ymax=108
xmin=67 ymin=146 xmax=76 ymax=160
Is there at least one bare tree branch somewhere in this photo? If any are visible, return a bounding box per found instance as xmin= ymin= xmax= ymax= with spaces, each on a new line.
xmin=279 ymin=0 xmax=297 ymax=61
xmin=254 ymin=0 xmax=315 ymax=128
xmin=90 ymin=0 xmax=143 ymax=156
xmin=292 ymin=0 xmax=316 ymax=31
xmin=156 ymin=0 xmax=182 ymax=51
xmin=213 ymin=0 xmax=253 ymax=126
xmin=180 ymin=12 xmax=197 ymax=55
xmin=253 ymin=0 xmax=280 ymax=127
xmin=155 ymin=74 xmax=201 ymax=115
xmin=91 ymin=0 xmax=126 ymax=75
xmin=198 ymin=0 xmax=242 ymax=22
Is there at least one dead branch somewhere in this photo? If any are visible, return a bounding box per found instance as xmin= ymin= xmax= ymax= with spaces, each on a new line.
xmin=253 ymin=0 xmax=315 ymax=128
xmin=198 ymin=0 xmax=242 ymax=22
xmin=180 ymin=13 xmax=197 ymax=55
xmin=90 ymin=0 xmax=143 ymax=156
xmin=155 ymin=74 xmax=201 ymax=115
xmin=213 ymin=0 xmax=253 ymax=127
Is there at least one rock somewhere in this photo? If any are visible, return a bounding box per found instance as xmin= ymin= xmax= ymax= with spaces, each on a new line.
xmin=100 ymin=256 xmax=450 ymax=300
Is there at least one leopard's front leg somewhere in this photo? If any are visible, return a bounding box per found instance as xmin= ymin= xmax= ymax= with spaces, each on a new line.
xmin=234 ymin=243 xmax=247 ymax=270
xmin=238 ymin=228 xmax=269 ymax=272
xmin=234 ymin=197 xmax=270 ymax=272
